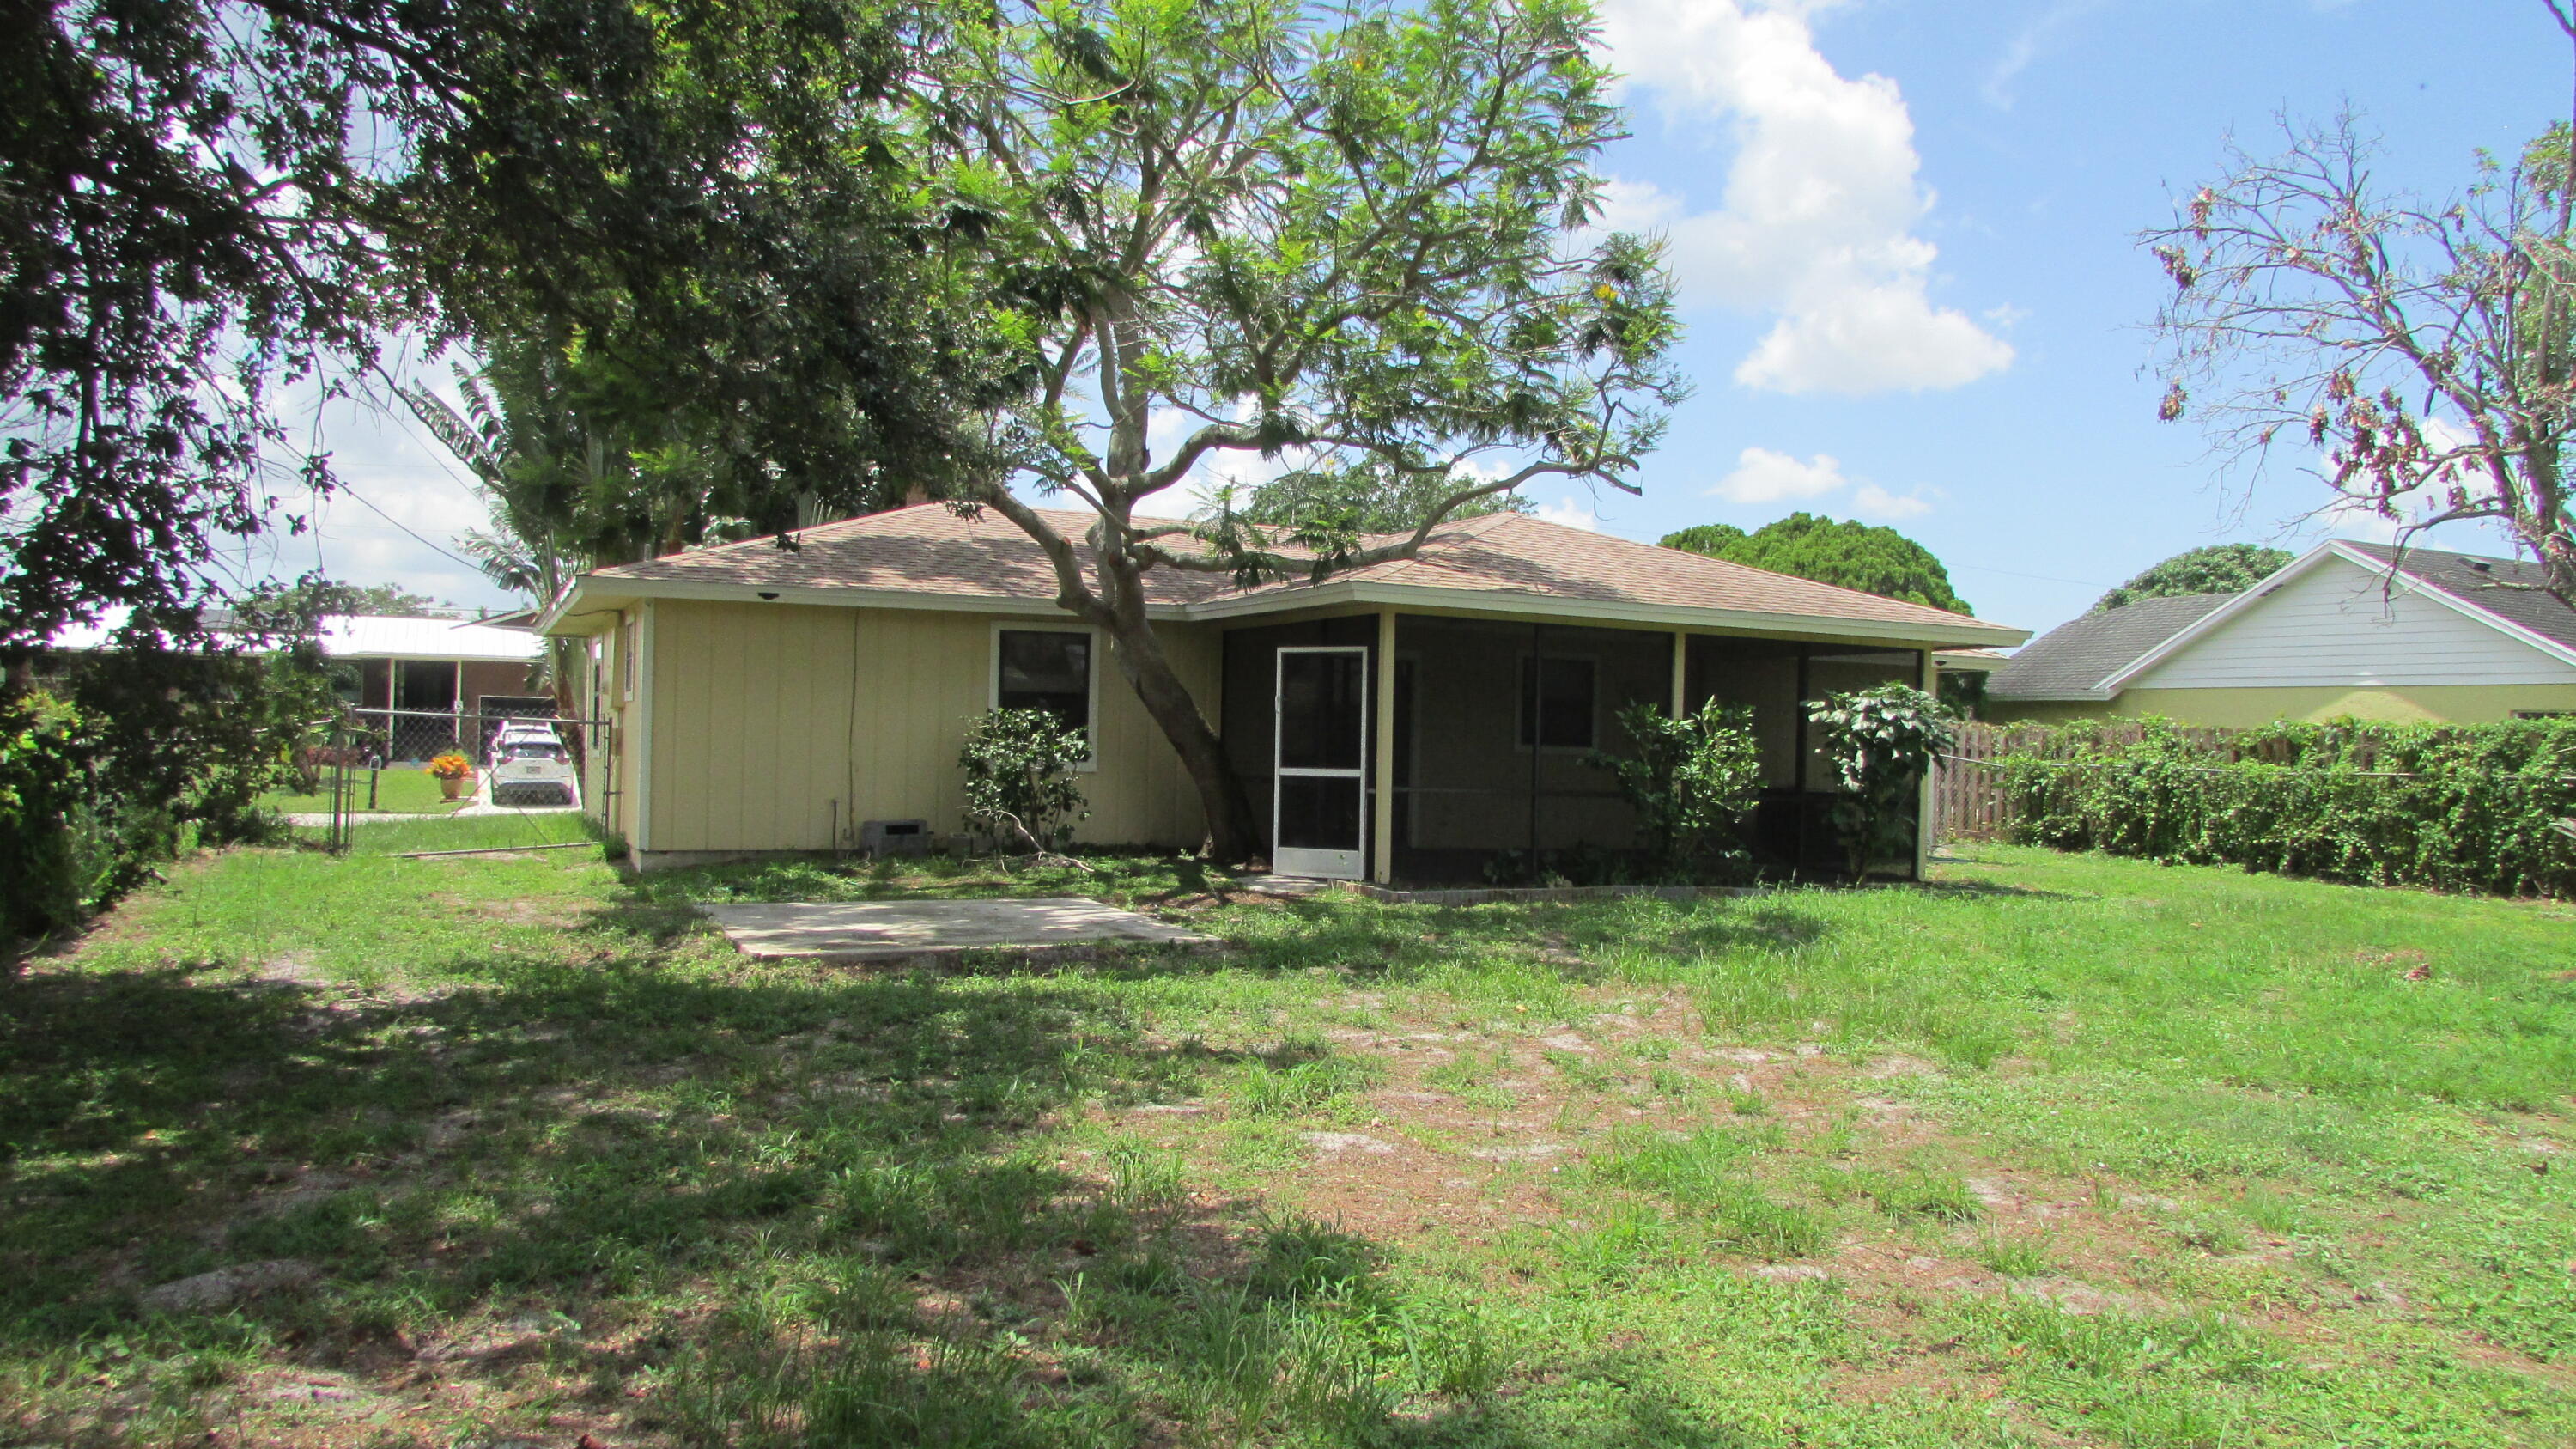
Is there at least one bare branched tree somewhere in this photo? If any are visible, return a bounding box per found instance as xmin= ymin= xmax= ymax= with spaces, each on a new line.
xmin=2146 ymin=3 xmax=2576 ymax=605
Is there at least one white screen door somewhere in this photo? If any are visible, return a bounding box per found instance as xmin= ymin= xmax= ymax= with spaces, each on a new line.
xmin=1273 ymin=646 xmax=1368 ymax=878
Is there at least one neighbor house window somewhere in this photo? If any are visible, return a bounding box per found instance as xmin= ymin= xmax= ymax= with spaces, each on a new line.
xmin=1518 ymin=656 xmax=1596 ymax=750
xmin=997 ymin=630 xmax=1093 ymax=742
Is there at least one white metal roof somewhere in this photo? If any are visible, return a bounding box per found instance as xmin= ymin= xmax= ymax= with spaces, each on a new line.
xmin=317 ymin=616 xmax=540 ymax=662
xmin=43 ymin=611 xmax=540 ymax=662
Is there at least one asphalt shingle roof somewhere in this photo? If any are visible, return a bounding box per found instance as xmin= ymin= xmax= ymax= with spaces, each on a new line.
xmin=2340 ymin=540 xmax=2576 ymax=653
xmin=581 ymin=503 xmax=2017 ymax=638
xmin=1985 ymin=593 xmax=2235 ymax=700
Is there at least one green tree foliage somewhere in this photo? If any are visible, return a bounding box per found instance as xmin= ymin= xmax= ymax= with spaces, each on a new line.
xmin=2093 ymin=544 xmax=2291 ymax=612
xmin=1807 ymin=685 xmax=1956 ymax=880
xmin=928 ymin=0 xmax=1685 ymax=862
xmin=1661 ymin=514 xmax=1971 ymax=614
xmin=3 ymin=0 xmax=991 ymax=659
xmin=1588 ymin=700 xmax=1763 ymax=882
xmin=2002 ymin=716 xmax=2576 ymax=898
xmin=263 ymin=581 xmax=455 ymax=619
xmin=958 ymin=708 xmax=1091 ymax=855
xmin=1242 ymin=463 xmax=1528 ymax=535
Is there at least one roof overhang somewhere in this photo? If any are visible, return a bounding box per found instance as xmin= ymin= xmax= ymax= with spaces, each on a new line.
xmin=535 ymin=575 xmax=1197 ymax=634
xmin=538 ymin=570 xmax=2030 ymax=651
xmin=1188 ymin=578 xmax=2025 ymax=648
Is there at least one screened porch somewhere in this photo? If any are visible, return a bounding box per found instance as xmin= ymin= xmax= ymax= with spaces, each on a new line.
xmin=1217 ymin=612 xmax=1928 ymax=885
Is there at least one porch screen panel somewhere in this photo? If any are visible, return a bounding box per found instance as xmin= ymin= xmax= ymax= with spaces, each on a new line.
xmin=1388 ymin=616 xmax=1666 ymax=883
xmin=1686 ymin=638 xmax=1923 ymax=875
xmin=1278 ymin=651 xmax=1365 ymax=770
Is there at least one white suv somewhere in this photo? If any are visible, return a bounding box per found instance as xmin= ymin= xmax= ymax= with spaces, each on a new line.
xmin=488 ymin=723 xmax=579 ymax=806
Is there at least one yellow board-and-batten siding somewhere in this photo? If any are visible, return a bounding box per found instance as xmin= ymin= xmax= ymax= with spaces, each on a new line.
xmin=635 ymin=599 xmax=1216 ymax=853
xmin=1987 ymin=553 xmax=2576 ymax=728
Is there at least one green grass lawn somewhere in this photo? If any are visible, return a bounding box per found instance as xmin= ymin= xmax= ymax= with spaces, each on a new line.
xmin=4 ymin=832 xmax=2572 ymax=1447
xmin=258 ymin=765 xmax=470 ymax=815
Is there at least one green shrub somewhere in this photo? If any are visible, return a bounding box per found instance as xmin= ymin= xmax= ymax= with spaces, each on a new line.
xmin=3 ymin=613 xmax=328 ymax=948
xmin=1589 ymin=698 xmax=1764 ymax=882
xmin=957 ymin=707 xmax=1090 ymax=853
xmin=1999 ymin=715 xmax=2576 ymax=897
xmin=1807 ymin=684 xmax=1956 ymax=880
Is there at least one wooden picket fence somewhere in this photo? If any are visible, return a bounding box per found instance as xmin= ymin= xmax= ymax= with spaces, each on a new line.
xmin=1932 ymin=720 xmax=2244 ymax=843
xmin=1932 ymin=722 xmax=2046 ymax=843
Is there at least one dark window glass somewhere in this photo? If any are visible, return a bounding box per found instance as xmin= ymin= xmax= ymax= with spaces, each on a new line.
xmin=1518 ymin=656 xmax=1596 ymax=749
xmin=998 ymin=630 xmax=1091 ymax=740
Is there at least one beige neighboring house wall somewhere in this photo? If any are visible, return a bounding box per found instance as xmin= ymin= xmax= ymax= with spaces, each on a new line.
xmin=635 ymin=600 xmax=1217 ymax=855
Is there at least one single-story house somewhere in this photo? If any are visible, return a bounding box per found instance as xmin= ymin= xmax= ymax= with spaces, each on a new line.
xmin=1984 ymin=539 xmax=2576 ymax=727
xmin=39 ymin=611 xmax=549 ymax=761
xmin=313 ymin=616 xmax=548 ymax=723
xmin=535 ymin=503 xmax=2026 ymax=880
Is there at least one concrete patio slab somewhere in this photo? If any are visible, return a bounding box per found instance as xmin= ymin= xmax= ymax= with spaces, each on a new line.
xmin=698 ymin=897 xmax=1218 ymax=965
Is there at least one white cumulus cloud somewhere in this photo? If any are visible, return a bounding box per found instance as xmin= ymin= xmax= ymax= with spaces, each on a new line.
xmin=1852 ymin=481 xmax=1934 ymax=521
xmin=1710 ymin=446 xmax=1848 ymax=505
xmin=1593 ymin=0 xmax=2014 ymax=395
xmin=1533 ymin=495 xmax=1602 ymax=531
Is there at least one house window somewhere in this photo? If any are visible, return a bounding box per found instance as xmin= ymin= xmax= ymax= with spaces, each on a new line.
xmin=997 ymin=630 xmax=1093 ymax=741
xmin=1518 ymin=655 xmax=1596 ymax=749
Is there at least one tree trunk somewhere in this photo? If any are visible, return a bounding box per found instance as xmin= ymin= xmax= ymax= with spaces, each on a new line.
xmin=1097 ymin=609 xmax=1264 ymax=866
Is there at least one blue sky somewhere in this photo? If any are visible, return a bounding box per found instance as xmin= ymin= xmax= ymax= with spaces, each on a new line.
xmin=1553 ymin=0 xmax=2572 ymax=635
xmin=264 ymin=0 xmax=2571 ymax=638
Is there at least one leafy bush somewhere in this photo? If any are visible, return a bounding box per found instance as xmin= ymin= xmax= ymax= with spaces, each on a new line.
xmin=1999 ymin=715 xmax=2576 ymax=897
xmin=957 ymin=707 xmax=1091 ymax=854
xmin=1807 ymin=684 xmax=1956 ymax=880
xmin=3 ymin=616 xmax=331 ymax=949
xmin=1589 ymin=699 xmax=1763 ymax=883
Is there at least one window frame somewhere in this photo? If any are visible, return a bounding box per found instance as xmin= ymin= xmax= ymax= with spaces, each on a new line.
xmin=617 ymin=615 xmax=638 ymax=703
xmin=990 ymin=622 xmax=1102 ymax=772
xmin=1516 ymin=653 xmax=1600 ymax=752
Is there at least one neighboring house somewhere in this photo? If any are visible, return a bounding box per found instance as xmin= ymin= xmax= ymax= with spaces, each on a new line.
xmin=315 ymin=616 xmax=548 ymax=725
xmin=1985 ymin=539 xmax=2576 ymax=727
xmin=536 ymin=503 xmax=2026 ymax=880
xmin=42 ymin=612 xmax=549 ymax=759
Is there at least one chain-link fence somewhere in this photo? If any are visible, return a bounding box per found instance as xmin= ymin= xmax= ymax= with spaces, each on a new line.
xmin=307 ymin=706 xmax=608 ymax=853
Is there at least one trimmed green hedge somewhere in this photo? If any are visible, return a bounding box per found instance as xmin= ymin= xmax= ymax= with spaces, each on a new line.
xmin=1999 ymin=716 xmax=2576 ymax=898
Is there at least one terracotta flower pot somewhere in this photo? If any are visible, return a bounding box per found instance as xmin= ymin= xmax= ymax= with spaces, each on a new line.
xmin=440 ymin=775 xmax=467 ymax=801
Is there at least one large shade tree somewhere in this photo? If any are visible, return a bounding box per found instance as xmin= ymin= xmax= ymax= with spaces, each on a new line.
xmin=2145 ymin=2 xmax=2576 ymax=606
xmin=2 ymin=0 xmax=992 ymax=659
xmin=927 ymin=0 xmax=1684 ymax=863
